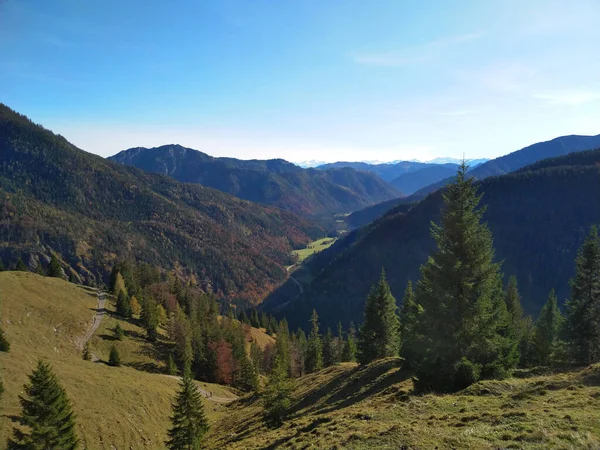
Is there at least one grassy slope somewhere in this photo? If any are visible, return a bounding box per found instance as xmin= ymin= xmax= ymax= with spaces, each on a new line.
xmin=292 ymin=238 xmax=338 ymax=264
xmin=207 ymin=359 xmax=600 ymax=450
xmin=0 ymin=272 xmax=235 ymax=449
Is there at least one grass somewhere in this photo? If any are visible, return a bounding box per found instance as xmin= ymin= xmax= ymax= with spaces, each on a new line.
xmin=292 ymin=237 xmax=337 ymax=264
xmin=0 ymin=271 xmax=235 ymax=449
xmin=206 ymin=358 xmax=600 ymax=449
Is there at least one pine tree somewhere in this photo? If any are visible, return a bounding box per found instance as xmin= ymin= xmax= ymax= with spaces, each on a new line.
xmin=116 ymin=290 xmax=132 ymax=318
xmin=7 ymin=360 xmax=79 ymax=450
xmin=166 ymin=366 xmax=209 ymax=450
xmin=305 ymin=309 xmax=323 ymax=373
xmin=15 ymin=258 xmax=27 ymax=272
xmin=113 ymin=323 xmax=124 ymax=341
xmin=82 ymin=343 xmax=91 ymax=361
xmin=342 ymin=322 xmax=357 ymax=362
xmin=335 ymin=322 xmax=344 ymax=364
xmin=565 ymin=226 xmax=600 ymax=365
xmin=167 ymin=352 xmax=178 ymax=376
xmin=250 ymin=309 xmax=260 ymax=328
xmin=260 ymin=312 xmax=269 ymax=329
xmin=239 ymin=355 xmax=259 ymax=392
xmin=141 ymin=298 xmax=159 ymax=341
xmin=108 ymin=345 xmax=121 ymax=367
xmin=46 ymin=254 xmax=63 ymax=278
xmin=412 ymin=162 xmax=516 ymax=392
xmin=358 ymin=269 xmax=401 ymax=365
xmin=399 ymin=280 xmax=421 ymax=366
xmin=534 ymin=289 xmax=565 ymax=366
xmin=322 ymin=327 xmax=335 ymax=367
xmin=263 ymin=354 xmax=294 ymax=426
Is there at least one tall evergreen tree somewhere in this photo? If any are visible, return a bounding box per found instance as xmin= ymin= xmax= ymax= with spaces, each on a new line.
xmin=335 ymin=322 xmax=345 ymax=364
xmin=250 ymin=309 xmax=260 ymax=328
xmin=534 ymin=289 xmax=565 ymax=366
xmin=0 ymin=257 xmax=5 ymax=271
xmin=412 ymin=162 xmax=516 ymax=392
xmin=357 ymin=269 xmax=401 ymax=365
xmin=141 ymin=297 xmax=159 ymax=341
xmin=565 ymin=226 xmax=600 ymax=365
xmin=166 ymin=366 xmax=209 ymax=450
xmin=7 ymin=361 xmax=78 ymax=450
xmin=305 ymin=309 xmax=323 ymax=373
xmin=322 ymin=328 xmax=335 ymax=367
xmin=399 ymin=280 xmax=421 ymax=366
xmin=46 ymin=254 xmax=63 ymax=279
xmin=108 ymin=345 xmax=121 ymax=367
xmin=342 ymin=322 xmax=357 ymax=362
xmin=113 ymin=323 xmax=124 ymax=341
xmin=15 ymin=258 xmax=27 ymax=272
xmin=116 ymin=290 xmax=132 ymax=318
xmin=167 ymin=352 xmax=178 ymax=376
xmin=263 ymin=354 xmax=294 ymax=426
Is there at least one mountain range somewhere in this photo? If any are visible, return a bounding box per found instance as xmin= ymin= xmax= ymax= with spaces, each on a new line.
xmin=110 ymin=145 xmax=400 ymax=223
xmin=262 ymin=148 xmax=600 ymax=330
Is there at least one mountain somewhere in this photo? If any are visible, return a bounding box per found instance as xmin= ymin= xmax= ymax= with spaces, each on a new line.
xmin=262 ymin=148 xmax=600 ymax=330
xmin=425 ymin=157 xmax=488 ymax=165
xmin=316 ymin=161 xmax=435 ymax=182
xmin=411 ymin=134 xmax=600 ymax=199
xmin=109 ymin=146 xmax=400 ymax=222
xmin=389 ymin=163 xmax=459 ymax=195
xmin=0 ymin=104 xmax=324 ymax=303
xmin=344 ymin=198 xmax=414 ymax=230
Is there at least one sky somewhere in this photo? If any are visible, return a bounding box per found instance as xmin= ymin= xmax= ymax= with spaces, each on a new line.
xmin=1 ymin=0 xmax=600 ymax=164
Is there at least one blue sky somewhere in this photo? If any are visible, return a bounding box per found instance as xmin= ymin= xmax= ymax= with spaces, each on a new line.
xmin=2 ymin=0 xmax=600 ymax=163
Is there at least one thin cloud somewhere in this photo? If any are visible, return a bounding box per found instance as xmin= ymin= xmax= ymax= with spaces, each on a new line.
xmin=533 ymin=89 xmax=600 ymax=106
xmin=353 ymin=32 xmax=485 ymax=67
xmin=435 ymin=109 xmax=475 ymax=117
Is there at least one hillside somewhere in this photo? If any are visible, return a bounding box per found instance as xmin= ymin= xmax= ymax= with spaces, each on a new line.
xmin=109 ymin=145 xmax=400 ymax=221
xmin=316 ymin=160 xmax=435 ymax=182
xmin=0 ymin=104 xmax=324 ymax=303
xmin=206 ymin=358 xmax=600 ymax=449
xmin=411 ymin=133 xmax=600 ymax=199
xmin=390 ymin=163 xmax=458 ymax=195
xmin=345 ymin=199 xmax=414 ymax=230
xmin=263 ymin=149 xmax=600 ymax=330
xmin=0 ymin=271 xmax=237 ymax=449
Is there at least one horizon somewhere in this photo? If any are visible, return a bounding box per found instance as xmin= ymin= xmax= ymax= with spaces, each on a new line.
xmin=2 ymin=0 xmax=600 ymax=162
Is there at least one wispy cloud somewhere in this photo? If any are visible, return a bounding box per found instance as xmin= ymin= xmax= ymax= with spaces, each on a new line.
xmin=353 ymin=32 xmax=485 ymax=67
xmin=533 ymin=89 xmax=600 ymax=105
xmin=434 ymin=109 xmax=475 ymax=117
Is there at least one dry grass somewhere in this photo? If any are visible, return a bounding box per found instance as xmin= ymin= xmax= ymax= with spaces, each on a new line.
xmin=0 ymin=272 xmax=234 ymax=449
xmin=206 ymin=358 xmax=600 ymax=450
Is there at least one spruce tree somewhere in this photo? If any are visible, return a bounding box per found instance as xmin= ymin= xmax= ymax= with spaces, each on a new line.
xmin=141 ymin=298 xmax=159 ymax=341
xmin=7 ymin=360 xmax=79 ymax=450
xmin=335 ymin=322 xmax=345 ymax=364
xmin=116 ymin=290 xmax=132 ymax=318
xmin=46 ymin=254 xmax=63 ymax=278
xmin=305 ymin=309 xmax=323 ymax=373
xmin=166 ymin=366 xmax=209 ymax=450
xmin=322 ymin=327 xmax=335 ymax=367
xmin=113 ymin=323 xmax=124 ymax=341
xmin=534 ymin=289 xmax=565 ymax=366
xmin=82 ymin=343 xmax=91 ymax=361
xmin=565 ymin=226 xmax=600 ymax=365
xmin=399 ymin=280 xmax=421 ymax=366
xmin=357 ymin=269 xmax=401 ymax=365
xmin=15 ymin=258 xmax=27 ymax=272
xmin=108 ymin=345 xmax=121 ymax=367
xmin=342 ymin=322 xmax=357 ymax=362
xmin=412 ymin=162 xmax=516 ymax=392
xmin=0 ymin=257 xmax=4 ymax=271
xmin=167 ymin=352 xmax=178 ymax=376
xmin=263 ymin=354 xmax=293 ymax=426
xmin=250 ymin=309 xmax=260 ymax=328
xmin=239 ymin=355 xmax=259 ymax=392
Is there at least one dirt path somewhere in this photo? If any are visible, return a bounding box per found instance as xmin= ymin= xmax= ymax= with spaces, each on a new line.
xmin=165 ymin=375 xmax=237 ymax=404
xmin=76 ymin=290 xmax=107 ymax=361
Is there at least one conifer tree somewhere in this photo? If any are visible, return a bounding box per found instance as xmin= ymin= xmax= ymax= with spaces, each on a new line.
xmin=238 ymin=310 xmax=249 ymax=325
xmin=166 ymin=365 xmax=209 ymax=450
xmin=565 ymin=226 xmax=600 ymax=365
xmin=260 ymin=312 xmax=269 ymax=329
xmin=46 ymin=254 xmax=63 ymax=279
xmin=399 ymin=280 xmax=421 ymax=366
xmin=274 ymin=319 xmax=291 ymax=375
xmin=0 ymin=257 xmax=4 ymax=271
xmin=112 ymin=272 xmax=127 ymax=296
xmin=305 ymin=309 xmax=323 ymax=373
xmin=141 ymin=298 xmax=159 ymax=341
xmin=323 ymin=327 xmax=335 ymax=367
xmin=113 ymin=323 xmax=124 ymax=341
xmin=342 ymin=322 xmax=357 ymax=362
xmin=412 ymin=162 xmax=516 ymax=392
xmin=15 ymin=258 xmax=27 ymax=272
xmin=82 ymin=343 xmax=91 ymax=361
xmin=239 ymin=355 xmax=259 ymax=392
xmin=250 ymin=309 xmax=260 ymax=328
xmin=358 ymin=269 xmax=401 ymax=365
xmin=7 ymin=360 xmax=79 ymax=450
xmin=0 ymin=325 xmax=10 ymax=352
xmin=116 ymin=290 xmax=132 ymax=318
xmin=130 ymin=296 xmax=142 ymax=316
xmin=108 ymin=345 xmax=121 ymax=367
xmin=534 ymin=289 xmax=565 ymax=366
xmin=335 ymin=322 xmax=345 ymax=363
xmin=167 ymin=352 xmax=178 ymax=376
xmin=263 ymin=354 xmax=293 ymax=426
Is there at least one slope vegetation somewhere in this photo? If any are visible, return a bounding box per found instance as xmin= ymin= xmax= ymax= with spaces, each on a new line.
xmin=110 ymin=145 xmax=400 ymax=221
xmin=0 ymin=271 xmax=236 ymax=449
xmin=0 ymin=104 xmax=323 ymax=302
xmin=207 ymin=358 xmax=600 ymax=449
xmin=264 ymin=149 xmax=600 ymax=329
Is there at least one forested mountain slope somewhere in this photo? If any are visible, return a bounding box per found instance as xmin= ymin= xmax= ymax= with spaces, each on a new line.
xmin=0 ymin=104 xmax=323 ymax=302
xmin=389 ymin=163 xmax=458 ymax=195
xmin=263 ymin=149 xmax=600 ymax=330
xmin=110 ymin=145 xmax=400 ymax=220
xmin=411 ymin=133 xmax=600 ymax=199
xmin=316 ymin=160 xmax=435 ymax=181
